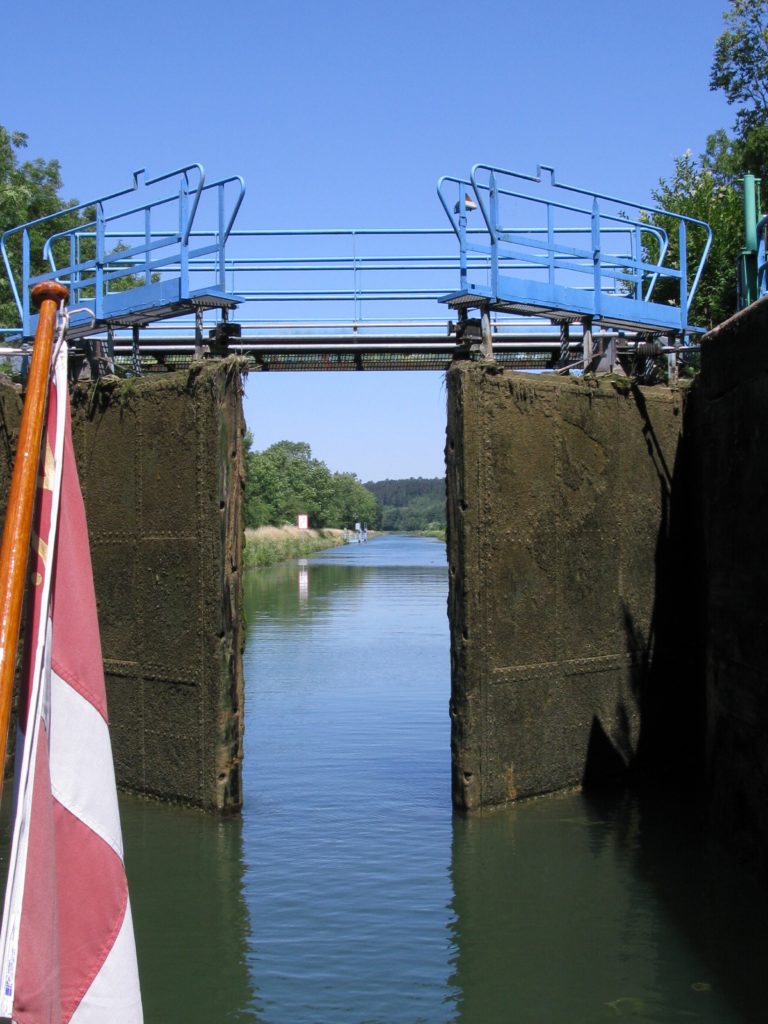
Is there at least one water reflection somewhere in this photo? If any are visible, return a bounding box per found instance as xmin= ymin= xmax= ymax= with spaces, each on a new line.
xmin=121 ymin=797 xmax=259 ymax=1023
xmin=241 ymin=536 xmax=457 ymax=1024
xmin=5 ymin=534 xmax=765 ymax=1023
xmin=628 ymin=787 xmax=768 ymax=1023
xmin=449 ymin=787 xmax=768 ymax=1024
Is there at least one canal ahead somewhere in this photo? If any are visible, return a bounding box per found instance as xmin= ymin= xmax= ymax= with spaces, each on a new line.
xmin=121 ymin=535 xmax=767 ymax=1023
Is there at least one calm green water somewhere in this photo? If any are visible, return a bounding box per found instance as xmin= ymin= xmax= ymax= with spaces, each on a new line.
xmin=121 ymin=535 xmax=766 ymax=1023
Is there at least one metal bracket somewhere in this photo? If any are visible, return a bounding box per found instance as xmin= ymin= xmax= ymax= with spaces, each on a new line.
xmin=131 ymin=325 xmax=142 ymax=376
xmin=208 ymin=320 xmax=242 ymax=358
xmin=557 ymin=322 xmax=570 ymax=368
xmin=452 ymin=317 xmax=485 ymax=360
xmin=479 ymin=309 xmax=493 ymax=360
xmin=582 ymin=316 xmax=595 ymax=371
xmin=193 ymin=308 xmax=207 ymax=361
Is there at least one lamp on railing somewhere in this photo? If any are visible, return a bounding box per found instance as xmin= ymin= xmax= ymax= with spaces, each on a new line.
xmin=454 ymin=194 xmax=477 ymax=215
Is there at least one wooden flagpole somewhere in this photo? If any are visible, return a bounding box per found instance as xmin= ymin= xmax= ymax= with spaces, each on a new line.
xmin=0 ymin=281 xmax=69 ymax=796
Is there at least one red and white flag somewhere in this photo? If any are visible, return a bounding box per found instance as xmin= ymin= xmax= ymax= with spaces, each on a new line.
xmin=0 ymin=347 xmax=143 ymax=1023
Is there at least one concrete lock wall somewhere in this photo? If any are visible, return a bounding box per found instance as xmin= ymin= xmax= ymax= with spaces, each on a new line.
xmin=446 ymin=362 xmax=703 ymax=811
xmin=68 ymin=359 xmax=246 ymax=812
xmin=0 ymin=359 xmax=246 ymax=812
xmin=0 ymin=381 xmax=23 ymax=548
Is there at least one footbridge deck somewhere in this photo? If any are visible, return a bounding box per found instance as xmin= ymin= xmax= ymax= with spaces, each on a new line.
xmin=437 ymin=163 xmax=712 ymax=339
xmin=1 ymin=162 xmax=710 ymax=375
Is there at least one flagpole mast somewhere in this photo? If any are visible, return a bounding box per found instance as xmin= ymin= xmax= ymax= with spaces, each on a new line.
xmin=0 ymin=280 xmax=68 ymax=795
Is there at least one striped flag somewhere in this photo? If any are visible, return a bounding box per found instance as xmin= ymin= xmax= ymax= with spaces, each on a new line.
xmin=0 ymin=348 xmax=143 ymax=1023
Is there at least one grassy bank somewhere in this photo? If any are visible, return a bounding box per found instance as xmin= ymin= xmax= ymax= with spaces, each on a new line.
xmin=416 ymin=529 xmax=446 ymax=542
xmin=244 ymin=525 xmax=347 ymax=568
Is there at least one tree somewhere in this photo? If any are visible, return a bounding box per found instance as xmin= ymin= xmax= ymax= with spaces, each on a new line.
xmin=244 ymin=439 xmax=381 ymax=529
xmin=710 ymin=0 xmax=768 ymax=139
xmin=0 ymin=126 xmax=83 ymax=328
xmin=0 ymin=126 xmax=146 ymax=333
xmin=647 ymin=2 xmax=768 ymax=327
xmin=649 ymin=152 xmax=743 ymax=328
xmin=705 ymin=3 xmax=768 ymax=185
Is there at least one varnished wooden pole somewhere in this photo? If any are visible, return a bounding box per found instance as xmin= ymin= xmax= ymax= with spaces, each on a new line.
xmin=0 ymin=281 xmax=68 ymax=793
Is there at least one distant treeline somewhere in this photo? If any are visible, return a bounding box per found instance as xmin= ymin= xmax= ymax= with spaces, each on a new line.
xmin=363 ymin=477 xmax=446 ymax=532
xmin=244 ymin=438 xmax=446 ymax=533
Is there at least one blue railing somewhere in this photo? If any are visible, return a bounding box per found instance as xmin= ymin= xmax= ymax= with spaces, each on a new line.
xmin=0 ymin=162 xmax=712 ymax=348
xmin=756 ymin=214 xmax=768 ymax=298
xmin=42 ymin=226 xmax=566 ymax=340
xmin=36 ymin=226 xmax=557 ymax=337
xmin=1 ymin=164 xmax=245 ymax=338
xmin=437 ymin=163 xmax=712 ymax=335
xmin=3 ymin=219 xmax=586 ymax=345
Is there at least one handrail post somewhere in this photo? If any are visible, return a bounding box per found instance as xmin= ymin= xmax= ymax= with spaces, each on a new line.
xmin=95 ymin=204 xmax=105 ymax=320
xmin=144 ymin=207 xmax=152 ymax=288
xmin=218 ymin=184 xmax=226 ymax=293
xmin=21 ymin=232 xmax=31 ymax=337
xmin=489 ymin=172 xmax=499 ymax=298
xmin=591 ymin=197 xmax=601 ymax=319
xmin=547 ymin=203 xmax=555 ymax=288
xmin=458 ymin=190 xmax=469 ymax=291
xmin=179 ymin=178 xmax=190 ymax=299
xmin=678 ymin=220 xmax=688 ymax=332
xmin=0 ymin=280 xmax=68 ymax=793
xmin=70 ymin=232 xmax=78 ymax=306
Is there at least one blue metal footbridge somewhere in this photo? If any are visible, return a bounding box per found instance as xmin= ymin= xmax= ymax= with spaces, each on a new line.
xmin=0 ymin=161 xmax=715 ymax=377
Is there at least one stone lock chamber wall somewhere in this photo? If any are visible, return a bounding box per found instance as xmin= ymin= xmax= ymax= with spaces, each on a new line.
xmin=443 ymin=307 xmax=768 ymax=865
xmin=0 ymin=359 xmax=245 ymax=812
xmin=446 ymin=362 xmax=703 ymax=811
xmin=67 ymin=359 xmax=246 ymax=812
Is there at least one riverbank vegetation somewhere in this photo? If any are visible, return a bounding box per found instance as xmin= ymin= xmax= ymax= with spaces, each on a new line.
xmin=243 ymin=441 xmax=448 ymax=566
xmin=416 ymin=527 xmax=447 ymax=542
xmin=244 ymin=525 xmax=347 ymax=568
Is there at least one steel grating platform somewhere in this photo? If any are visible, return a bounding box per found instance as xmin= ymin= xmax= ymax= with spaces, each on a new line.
xmin=110 ymin=349 xmax=560 ymax=374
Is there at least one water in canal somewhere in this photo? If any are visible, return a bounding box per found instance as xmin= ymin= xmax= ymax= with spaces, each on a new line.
xmin=75 ymin=537 xmax=768 ymax=1020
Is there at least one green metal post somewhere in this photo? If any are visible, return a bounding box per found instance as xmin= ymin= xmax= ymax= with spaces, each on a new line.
xmin=742 ymin=173 xmax=758 ymax=306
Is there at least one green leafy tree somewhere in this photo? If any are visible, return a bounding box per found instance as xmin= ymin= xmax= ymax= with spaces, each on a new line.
xmin=648 ymin=152 xmax=742 ymax=328
xmin=647 ymin=2 xmax=768 ymax=327
xmin=244 ymin=439 xmax=381 ymax=529
xmin=710 ymin=0 xmax=768 ymax=140
xmin=704 ymin=2 xmax=768 ymax=185
xmin=0 ymin=126 xmax=150 ymax=330
xmin=0 ymin=126 xmax=85 ymax=327
xmin=325 ymin=471 xmax=379 ymax=528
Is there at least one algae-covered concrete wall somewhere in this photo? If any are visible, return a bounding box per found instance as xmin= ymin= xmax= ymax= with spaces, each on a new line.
xmin=69 ymin=359 xmax=245 ymax=812
xmin=0 ymin=381 xmax=23 ymax=541
xmin=0 ymin=380 xmax=24 ymax=772
xmin=697 ymin=297 xmax=768 ymax=867
xmin=446 ymin=362 xmax=701 ymax=811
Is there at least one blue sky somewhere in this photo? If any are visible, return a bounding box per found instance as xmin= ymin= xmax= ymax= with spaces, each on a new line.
xmin=2 ymin=0 xmax=733 ymax=480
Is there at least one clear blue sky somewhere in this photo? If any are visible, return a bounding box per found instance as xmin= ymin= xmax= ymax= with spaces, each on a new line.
xmin=2 ymin=0 xmax=733 ymax=481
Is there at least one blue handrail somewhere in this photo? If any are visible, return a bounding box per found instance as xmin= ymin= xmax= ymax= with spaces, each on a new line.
xmin=1 ymin=164 xmax=245 ymax=337
xmin=437 ymin=163 xmax=712 ymax=335
xmin=52 ymin=225 xmax=642 ymax=340
xmin=756 ymin=214 xmax=768 ymax=297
